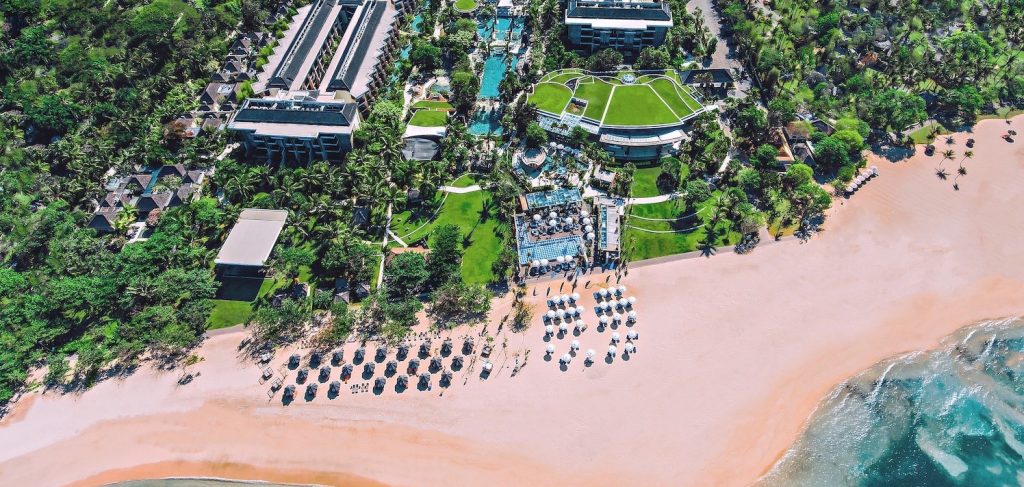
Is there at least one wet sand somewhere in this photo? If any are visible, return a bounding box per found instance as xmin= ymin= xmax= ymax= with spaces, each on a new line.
xmin=1 ymin=117 xmax=1023 ymax=486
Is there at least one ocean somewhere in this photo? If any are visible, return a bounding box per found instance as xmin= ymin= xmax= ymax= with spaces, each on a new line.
xmin=761 ymin=318 xmax=1024 ymax=486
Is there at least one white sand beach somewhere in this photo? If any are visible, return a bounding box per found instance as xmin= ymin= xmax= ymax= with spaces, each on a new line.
xmin=1 ymin=116 xmax=1024 ymax=486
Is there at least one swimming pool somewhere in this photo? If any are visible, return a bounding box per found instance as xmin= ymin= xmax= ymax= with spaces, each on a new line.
xmin=468 ymin=108 xmax=503 ymax=136
xmin=478 ymin=53 xmax=518 ymax=99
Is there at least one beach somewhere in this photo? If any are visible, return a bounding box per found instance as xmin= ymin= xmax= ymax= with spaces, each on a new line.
xmin=2 ymin=116 xmax=1024 ymax=486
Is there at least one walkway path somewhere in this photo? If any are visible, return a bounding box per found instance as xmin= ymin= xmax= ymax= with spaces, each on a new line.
xmin=441 ymin=184 xmax=482 ymax=194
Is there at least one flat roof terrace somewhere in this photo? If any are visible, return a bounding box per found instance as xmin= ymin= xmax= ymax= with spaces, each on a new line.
xmin=522 ymin=188 xmax=583 ymax=211
xmin=216 ymin=209 xmax=288 ymax=267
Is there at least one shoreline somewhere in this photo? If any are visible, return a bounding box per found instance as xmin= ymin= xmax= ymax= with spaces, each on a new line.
xmin=1 ymin=116 xmax=1023 ymax=486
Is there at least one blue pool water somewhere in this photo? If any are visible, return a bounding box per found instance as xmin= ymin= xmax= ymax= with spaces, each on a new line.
xmin=468 ymin=109 xmax=502 ymax=135
xmin=762 ymin=318 xmax=1024 ymax=487
xmin=478 ymin=54 xmax=518 ymax=99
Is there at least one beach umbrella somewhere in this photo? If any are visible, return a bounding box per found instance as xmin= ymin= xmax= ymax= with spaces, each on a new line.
xmin=585 ymin=224 xmax=594 ymax=232
xmin=565 ymin=306 xmax=575 ymax=316
xmin=559 ymin=322 xmax=568 ymax=333
xmin=599 ymin=315 xmax=609 ymax=325
xmin=549 ymin=142 xmax=557 ymax=149
xmin=627 ymin=311 xmax=637 ymax=322
xmin=611 ymin=332 xmax=620 ymax=343
xmin=557 ymin=143 xmax=565 ymax=151
xmin=617 ymin=285 xmax=626 ymax=295
xmin=571 ymin=292 xmax=580 ymax=302
xmin=483 ymin=361 xmax=493 ymax=371
xmin=531 ymin=259 xmax=540 ymax=268
xmin=540 ymin=258 xmax=549 ymax=266
xmin=581 ymin=210 xmax=589 ymax=217
xmin=545 ymin=324 xmax=554 ymax=335
xmin=587 ymin=232 xmax=596 ymax=240
xmin=599 ymin=288 xmax=609 ymax=298
xmin=560 ymin=353 xmax=572 ymax=364
xmin=613 ymin=312 xmax=622 ymax=322
xmin=586 ymin=349 xmax=596 ymax=360
xmin=533 ymin=214 xmax=541 ymax=221
xmin=624 ymin=343 xmax=636 ymax=354
xmin=582 ymin=217 xmax=592 ymax=224
xmin=549 ymin=210 xmax=557 ymax=219
xmin=571 ymin=340 xmax=580 ymax=350
xmin=556 ymin=255 xmax=565 ymax=264
xmin=608 ymin=345 xmax=617 ymax=356
xmin=556 ymin=309 xmax=566 ymax=319
xmin=575 ymin=319 xmax=586 ymax=331
xmin=565 ymin=217 xmax=574 ymax=224
xmin=628 ymin=296 xmax=637 ymax=305
xmin=549 ymin=218 xmax=558 ymax=227
xmin=561 ymin=294 xmax=570 ymax=303
xmin=552 ymin=295 xmax=562 ymax=305
xmin=546 ymin=310 xmax=556 ymax=319
xmin=546 ymin=344 xmax=555 ymax=354
xmin=601 ymin=301 xmax=611 ymax=311
xmin=627 ymin=330 xmax=638 ymax=340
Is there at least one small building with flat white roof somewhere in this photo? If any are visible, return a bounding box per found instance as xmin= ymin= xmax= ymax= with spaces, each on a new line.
xmin=216 ymin=209 xmax=289 ymax=275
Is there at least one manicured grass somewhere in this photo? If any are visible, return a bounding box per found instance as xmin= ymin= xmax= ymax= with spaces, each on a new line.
xmin=207 ymin=299 xmax=256 ymax=329
xmin=528 ymin=82 xmax=573 ymax=114
xmin=649 ymin=78 xmax=696 ymax=118
xmin=623 ymin=192 xmax=742 ymax=261
xmin=547 ymin=72 xmax=583 ymax=85
xmin=454 ymin=0 xmax=477 ymax=11
xmin=450 ymin=173 xmax=481 ymax=188
xmin=207 ymin=278 xmax=279 ymax=329
xmin=412 ymin=100 xmax=454 ymax=110
xmin=630 ymin=166 xmax=666 ymax=198
xmin=602 ymin=85 xmax=679 ymax=126
xmin=391 ymin=190 xmax=502 ymax=284
xmin=575 ymin=79 xmax=613 ymax=120
xmin=909 ymin=122 xmax=948 ymax=144
xmin=540 ymin=68 xmax=581 ymax=82
xmin=408 ymin=109 xmax=448 ymax=127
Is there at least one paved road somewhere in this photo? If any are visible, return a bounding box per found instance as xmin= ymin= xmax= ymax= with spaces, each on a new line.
xmin=687 ymin=0 xmax=742 ymax=70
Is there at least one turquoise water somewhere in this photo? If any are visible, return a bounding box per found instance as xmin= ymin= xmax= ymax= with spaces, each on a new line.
xmin=478 ymin=54 xmax=518 ymax=99
xmin=468 ymin=108 xmax=502 ymax=135
xmin=762 ymin=318 xmax=1024 ymax=486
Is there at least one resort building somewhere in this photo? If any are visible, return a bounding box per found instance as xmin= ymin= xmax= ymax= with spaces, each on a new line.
xmin=528 ymin=70 xmax=709 ymax=161
xmin=564 ymin=0 xmax=673 ymax=56
xmin=515 ymin=189 xmax=589 ymax=276
xmin=215 ymin=209 xmax=289 ymax=277
xmin=228 ymin=0 xmax=411 ymax=163
xmin=595 ymin=197 xmax=621 ymax=262
xmin=88 ymin=165 xmax=208 ymax=234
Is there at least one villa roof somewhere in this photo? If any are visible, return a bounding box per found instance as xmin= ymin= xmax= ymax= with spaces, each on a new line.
xmin=216 ymin=209 xmax=289 ymax=267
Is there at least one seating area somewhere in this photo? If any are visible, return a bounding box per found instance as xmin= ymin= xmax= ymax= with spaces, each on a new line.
xmin=276 ymin=332 xmax=490 ymax=403
xmin=540 ymin=284 xmax=642 ymax=368
xmin=845 ymin=166 xmax=879 ymax=195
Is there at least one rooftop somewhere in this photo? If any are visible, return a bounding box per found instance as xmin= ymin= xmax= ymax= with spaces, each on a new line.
xmin=216 ymin=209 xmax=289 ymax=267
xmin=565 ymin=0 xmax=672 ymax=28
xmin=522 ymin=188 xmax=583 ymax=210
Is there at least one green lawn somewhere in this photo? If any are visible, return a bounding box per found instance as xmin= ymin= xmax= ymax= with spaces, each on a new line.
xmin=649 ymin=78 xmax=695 ymax=118
xmin=412 ymin=100 xmax=454 ymax=110
xmin=450 ymin=173 xmax=481 ymax=188
xmin=602 ymin=85 xmax=680 ymax=126
xmin=575 ymin=79 xmax=613 ymax=120
xmin=630 ymin=166 xmax=666 ymax=198
xmin=391 ymin=190 xmax=502 ymax=284
xmin=623 ymin=193 xmax=742 ymax=261
xmin=454 ymin=0 xmax=477 ymax=11
xmin=408 ymin=109 xmax=448 ymax=127
xmin=207 ymin=277 xmax=279 ymax=330
xmin=909 ymin=122 xmax=948 ymax=144
xmin=528 ymin=82 xmax=573 ymax=114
